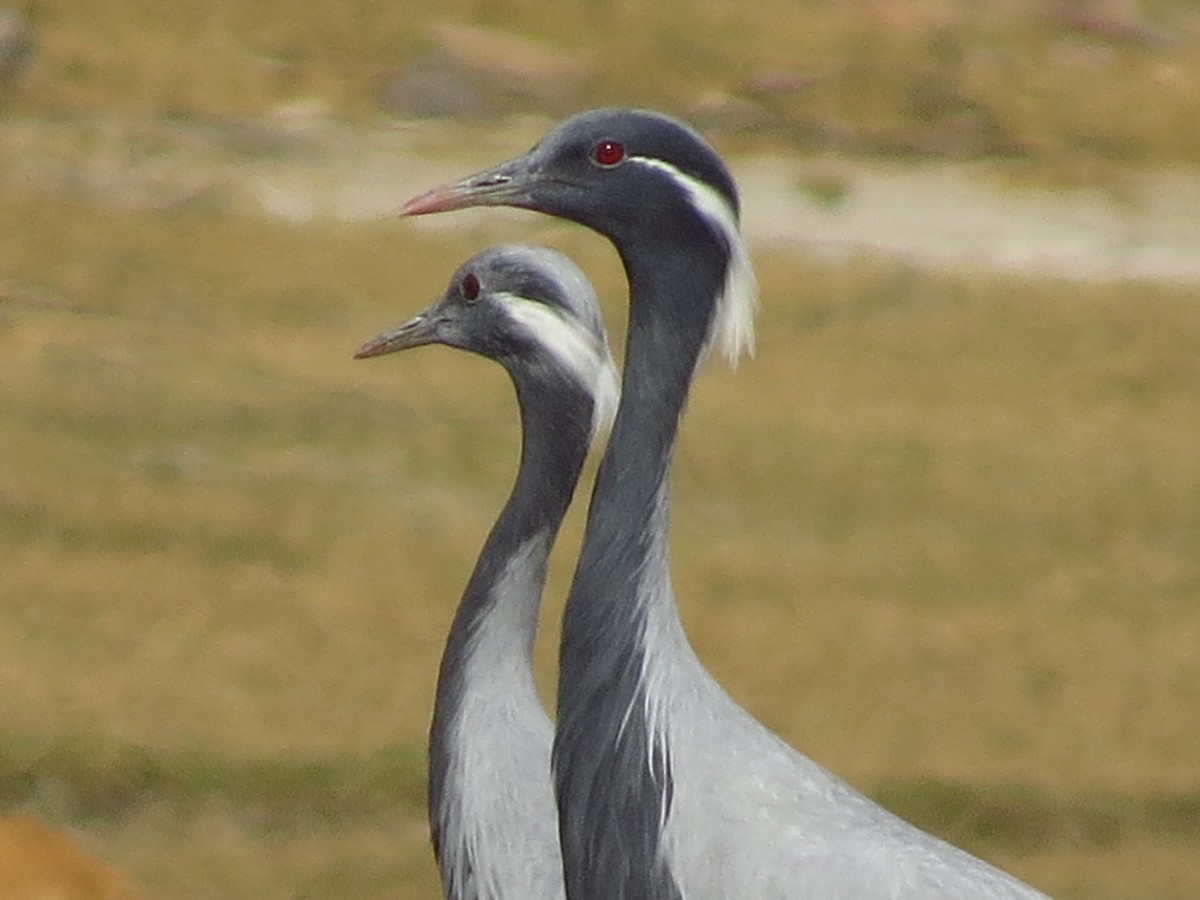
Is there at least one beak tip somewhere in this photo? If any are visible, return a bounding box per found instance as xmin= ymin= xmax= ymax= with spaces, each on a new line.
xmin=399 ymin=157 xmax=529 ymax=218
xmin=397 ymin=198 xmax=424 ymax=218
xmin=353 ymin=339 xmax=385 ymax=359
xmin=399 ymin=187 xmax=459 ymax=218
xmin=354 ymin=315 xmax=435 ymax=359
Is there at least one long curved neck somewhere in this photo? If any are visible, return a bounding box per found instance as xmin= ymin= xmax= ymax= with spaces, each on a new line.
xmin=555 ymin=228 xmax=726 ymax=900
xmin=442 ymin=373 xmax=592 ymax=667
xmin=557 ymin=254 xmax=704 ymax=670
xmin=428 ymin=371 xmax=592 ymax=844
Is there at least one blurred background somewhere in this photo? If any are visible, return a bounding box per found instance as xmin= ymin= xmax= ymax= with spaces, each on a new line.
xmin=1 ymin=0 xmax=1198 ymax=897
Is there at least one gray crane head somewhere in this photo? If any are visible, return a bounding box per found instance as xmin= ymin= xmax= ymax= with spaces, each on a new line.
xmin=355 ymin=244 xmax=619 ymax=433
xmin=401 ymin=109 xmax=738 ymax=230
xmin=399 ymin=108 xmax=756 ymax=366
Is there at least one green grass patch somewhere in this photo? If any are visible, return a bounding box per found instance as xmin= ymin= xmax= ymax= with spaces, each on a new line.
xmin=2 ymin=731 xmax=1197 ymax=859
xmin=0 ymin=735 xmax=426 ymax=827
xmin=875 ymin=777 xmax=1200 ymax=855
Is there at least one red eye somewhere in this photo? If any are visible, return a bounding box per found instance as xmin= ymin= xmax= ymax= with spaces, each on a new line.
xmin=462 ymin=273 xmax=480 ymax=301
xmin=592 ymin=139 xmax=625 ymax=167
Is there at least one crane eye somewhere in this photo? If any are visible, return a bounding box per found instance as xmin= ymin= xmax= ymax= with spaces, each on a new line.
xmin=461 ymin=273 xmax=480 ymax=301
xmin=591 ymin=139 xmax=625 ymax=168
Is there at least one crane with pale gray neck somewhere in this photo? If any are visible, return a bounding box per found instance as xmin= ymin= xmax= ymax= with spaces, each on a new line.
xmin=355 ymin=244 xmax=618 ymax=900
xmin=399 ymin=109 xmax=1050 ymax=900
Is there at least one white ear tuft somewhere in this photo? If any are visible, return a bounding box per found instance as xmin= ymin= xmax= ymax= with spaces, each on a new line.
xmin=713 ymin=223 xmax=758 ymax=369
xmin=497 ymin=293 xmax=621 ymax=437
xmin=629 ymin=157 xmax=758 ymax=369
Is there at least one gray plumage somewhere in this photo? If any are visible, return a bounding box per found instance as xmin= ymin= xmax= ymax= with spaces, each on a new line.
xmin=355 ymin=244 xmax=618 ymax=900
xmin=401 ymin=109 xmax=1049 ymax=900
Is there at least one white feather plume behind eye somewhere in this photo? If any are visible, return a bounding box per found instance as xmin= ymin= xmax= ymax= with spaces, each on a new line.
xmin=497 ymin=292 xmax=621 ymax=437
xmin=630 ymin=156 xmax=758 ymax=369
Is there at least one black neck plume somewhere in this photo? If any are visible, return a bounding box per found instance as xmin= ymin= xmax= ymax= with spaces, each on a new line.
xmin=554 ymin=219 xmax=729 ymax=900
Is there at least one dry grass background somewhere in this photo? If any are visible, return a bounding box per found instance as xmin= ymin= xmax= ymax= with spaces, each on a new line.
xmin=9 ymin=0 xmax=1200 ymax=168
xmin=2 ymin=1 xmax=1200 ymax=898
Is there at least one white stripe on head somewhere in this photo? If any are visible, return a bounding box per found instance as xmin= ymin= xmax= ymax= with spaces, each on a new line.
xmin=629 ymin=156 xmax=758 ymax=369
xmin=496 ymin=292 xmax=620 ymax=437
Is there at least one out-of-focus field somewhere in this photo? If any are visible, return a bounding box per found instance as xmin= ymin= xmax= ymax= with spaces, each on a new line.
xmin=8 ymin=0 xmax=1200 ymax=171
xmin=2 ymin=1 xmax=1200 ymax=898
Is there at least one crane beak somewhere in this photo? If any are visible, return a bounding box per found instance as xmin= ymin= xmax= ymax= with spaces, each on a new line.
xmin=400 ymin=155 xmax=536 ymax=216
xmin=354 ymin=311 xmax=440 ymax=359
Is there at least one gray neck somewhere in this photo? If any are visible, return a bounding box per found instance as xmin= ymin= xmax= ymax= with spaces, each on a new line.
xmin=554 ymin=229 xmax=726 ymax=900
xmin=428 ymin=368 xmax=593 ymax=876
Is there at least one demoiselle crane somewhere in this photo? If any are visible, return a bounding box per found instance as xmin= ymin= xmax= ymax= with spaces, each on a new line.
xmin=355 ymin=244 xmax=618 ymax=900
xmin=399 ymin=109 xmax=1049 ymax=900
